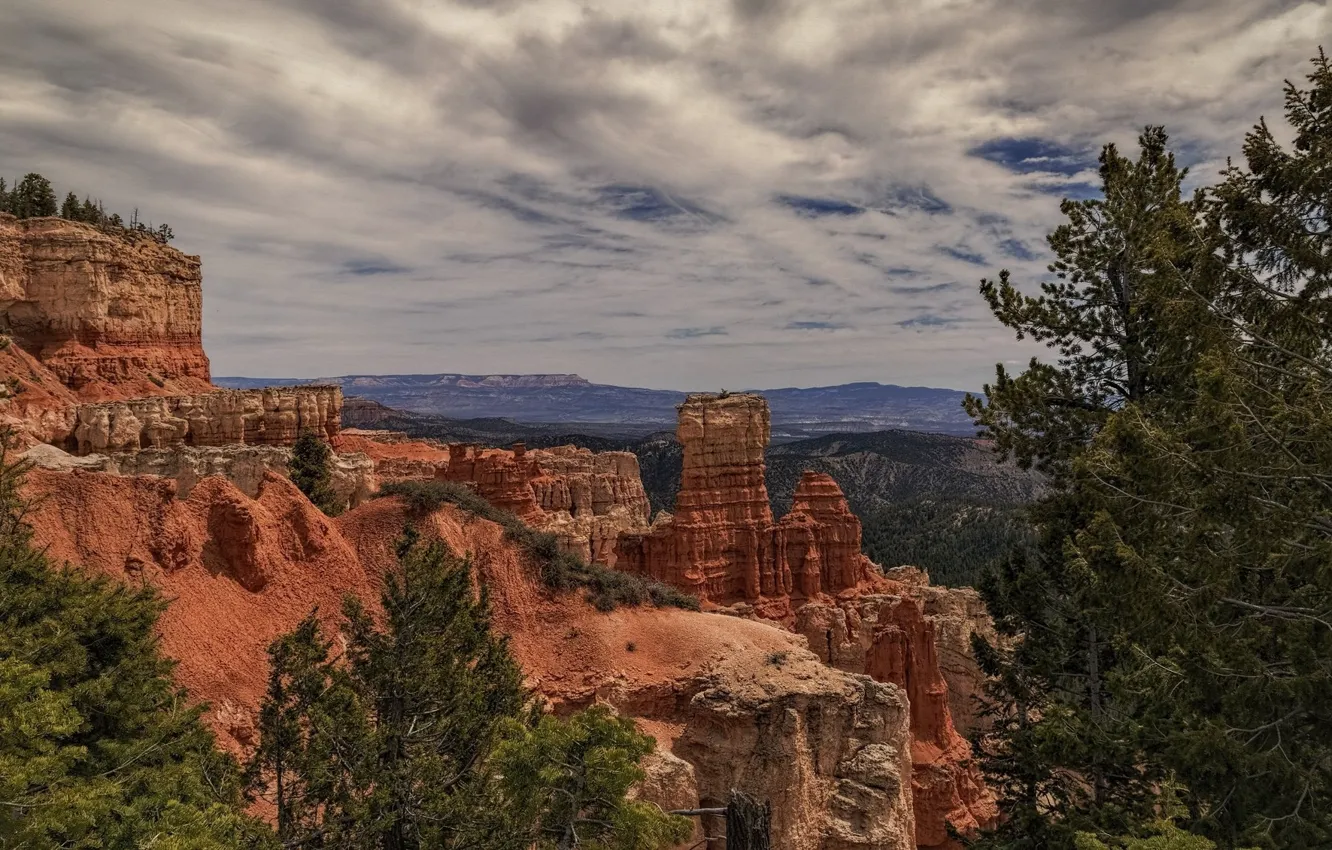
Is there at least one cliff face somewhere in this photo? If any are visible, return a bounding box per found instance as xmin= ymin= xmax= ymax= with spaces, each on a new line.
xmin=528 ymin=444 xmax=651 ymax=567
xmin=69 ymin=386 xmax=343 ymax=455
xmin=22 ymin=442 xmax=375 ymax=513
xmin=341 ymin=430 xmax=654 ymax=567
xmin=613 ymin=393 xmax=997 ymax=847
xmin=0 ymin=215 xmax=212 ymax=398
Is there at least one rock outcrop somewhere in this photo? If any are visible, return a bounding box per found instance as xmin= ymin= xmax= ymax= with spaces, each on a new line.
xmin=0 ymin=215 xmax=213 ymax=398
xmin=528 ymin=445 xmax=650 ymax=567
xmin=69 ymin=386 xmax=342 ymax=455
xmin=23 ymin=442 xmax=375 ymax=512
xmin=612 ymin=393 xmax=997 ymax=847
xmin=338 ymin=430 xmax=653 ymax=566
xmin=335 ymin=429 xmax=451 ymax=482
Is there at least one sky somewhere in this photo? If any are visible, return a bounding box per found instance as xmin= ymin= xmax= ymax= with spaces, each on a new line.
xmin=0 ymin=0 xmax=1327 ymax=391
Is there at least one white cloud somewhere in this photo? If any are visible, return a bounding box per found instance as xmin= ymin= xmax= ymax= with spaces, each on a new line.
xmin=0 ymin=0 xmax=1327 ymax=390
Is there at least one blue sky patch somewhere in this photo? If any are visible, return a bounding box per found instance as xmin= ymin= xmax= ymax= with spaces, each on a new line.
xmin=970 ymin=136 xmax=1092 ymax=176
xmin=667 ymin=326 xmax=728 ymax=339
xmin=898 ymin=313 xmax=961 ymax=328
xmin=786 ymin=320 xmax=850 ymax=330
xmin=998 ymin=238 xmax=1038 ymax=261
xmin=1028 ymin=180 xmax=1102 ymax=200
xmin=597 ymin=184 xmax=715 ymax=222
xmin=873 ymin=184 xmax=952 ymax=215
xmin=777 ymin=194 xmax=863 ymax=217
xmin=890 ymin=281 xmax=960 ymax=295
xmin=342 ymin=259 xmax=410 ymax=276
xmin=938 ymin=246 xmax=987 ymax=266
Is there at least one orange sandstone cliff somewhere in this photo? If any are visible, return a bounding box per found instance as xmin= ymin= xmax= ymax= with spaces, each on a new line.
xmin=2 ymin=225 xmax=999 ymax=848
xmin=0 ymin=214 xmax=212 ymax=398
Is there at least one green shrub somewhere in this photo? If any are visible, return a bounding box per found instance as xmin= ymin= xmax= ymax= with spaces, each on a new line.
xmin=375 ymin=480 xmax=699 ymax=612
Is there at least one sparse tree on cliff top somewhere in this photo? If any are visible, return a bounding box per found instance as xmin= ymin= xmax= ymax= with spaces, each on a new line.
xmin=289 ymin=429 xmax=341 ymax=516
xmin=8 ymin=173 xmax=57 ymax=219
xmin=59 ymin=191 xmax=80 ymax=221
xmin=0 ymin=430 xmax=272 ymax=848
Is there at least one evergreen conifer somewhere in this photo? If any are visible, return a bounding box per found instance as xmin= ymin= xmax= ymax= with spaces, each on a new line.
xmin=0 ymin=431 xmax=270 ymax=848
xmin=289 ymin=429 xmax=341 ymax=516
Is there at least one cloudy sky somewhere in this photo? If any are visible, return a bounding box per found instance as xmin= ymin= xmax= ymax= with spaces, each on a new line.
xmin=1 ymin=0 xmax=1327 ymax=390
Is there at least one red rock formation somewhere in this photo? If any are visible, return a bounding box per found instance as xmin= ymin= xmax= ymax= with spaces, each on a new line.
xmin=335 ymin=430 xmax=451 ymax=482
xmin=615 ymin=396 xmax=878 ymax=610
xmin=0 ymin=215 xmax=213 ymax=398
xmin=613 ymin=393 xmax=997 ymax=847
xmin=528 ymin=445 xmax=651 ymax=567
xmin=776 ymin=471 xmax=880 ymax=600
xmin=24 ymin=467 xmax=917 ymax=848
xmin=340 ymin=430 xmax=652 ymax=566
xmin=439 ymin=442 xmax=545 ymax=522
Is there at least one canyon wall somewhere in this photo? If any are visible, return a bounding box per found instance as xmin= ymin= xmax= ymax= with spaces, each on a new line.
xmin=341 ymin=429 xmax=654 ymax=567
xmin=68 ymin=385 xmax=343 ymax=455
xmin=22 ymin=442 xmax=375 ymax=512
xmin=612 ymin=393 xmax=997 ymax=847
xmin=0 ymin=215 xmax=212 ymax=398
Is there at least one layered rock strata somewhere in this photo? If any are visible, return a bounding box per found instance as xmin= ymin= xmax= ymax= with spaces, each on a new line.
xmin=0 ymin=215 xmax=213 ymax=397
xmin=614 ymin=395 xmax=879 ymax=614
xmin=528 ymin=445 xmax=650 ymax=567
xmin=22 ymin=442 xmax=375 ymax=512
xmin=342 ymin=429 xmax=653 ymax=566
xmin=611 ymin=393 xmax=997 ymax=847
xmin=68 ymin=386 xmax=342 ymax=455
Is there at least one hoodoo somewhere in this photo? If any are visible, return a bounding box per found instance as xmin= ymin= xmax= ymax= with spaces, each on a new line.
xmin=614 ymin=392 xmax=998 ymax=847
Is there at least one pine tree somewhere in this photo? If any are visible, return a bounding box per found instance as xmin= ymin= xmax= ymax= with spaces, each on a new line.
xmin=247 ymin=612 xmax=369 ymax=844
xmin=964 ymin=128 xmax=1215 ymax=848
xmin=249 ymin=535 xmax=529 ymax=849
xmin=0 ymin=178 xmax=8 ymax=215
xmin=250 ymin=533 xmax=688 ymax=850
xmin=79 ymin=196 xmax=99 ymax=225
xmin=289 ymin=429 xmax=342 ymax=516
xmin=1060 ymin=50 xmax=1332 ymax=847
xmin=0 ymin=430 xmax=272 ymax=848
xmin=59 ymin=192 xmax=80 ymax=221
xmin=9 ymin=173 xmax=58 ymax=219
xmin=495 ymin=705 xmax=692 ymax=850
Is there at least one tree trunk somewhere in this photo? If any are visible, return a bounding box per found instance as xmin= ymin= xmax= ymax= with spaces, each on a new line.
xmin=725 ymin=790 xmax=771 ymax=850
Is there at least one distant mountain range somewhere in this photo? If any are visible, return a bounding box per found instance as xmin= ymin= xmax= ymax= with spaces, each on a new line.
xmin=215 ymin=373 xmax=979 ymax=437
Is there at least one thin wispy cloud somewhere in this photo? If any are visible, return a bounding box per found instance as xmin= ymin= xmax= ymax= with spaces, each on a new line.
xmin=0 ymin=0 xmax=1326 ymax=390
